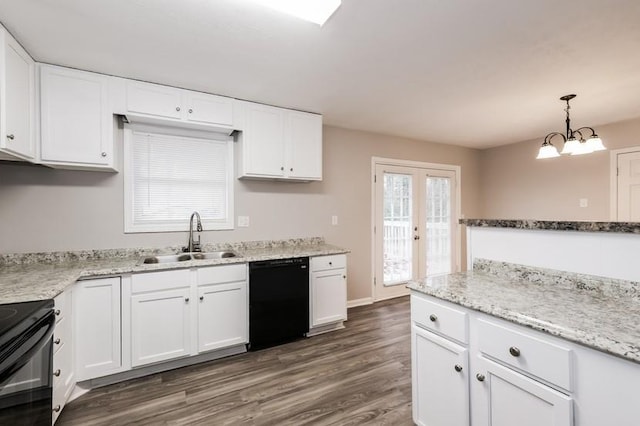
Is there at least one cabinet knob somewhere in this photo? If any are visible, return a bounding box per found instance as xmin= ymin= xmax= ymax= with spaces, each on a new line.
xmin=280 ymin=166 xmax=284 ymax=171
xmin=188 ymin=108 xmax=193 ymax=113
xmin=476 ymin=373 xmax=485 ymax=382
xmin=176 ymin=106 xmax=181 ymax=112
xmin=6 ymin=134 xmax=14 ymax=140
xmin=54 ymin=338 xmax=61 ymax=345
xmin=343 ymin=275 xmax=346 ymax=279
xmin=53 ymin=405 xmax=61 ymax=413
xmin=185 ymin=297 xmax=190 ymax=302
xmin=290 ymin=168 xmax=293 ymax=172
xmin=454 ymin=364 xmax=463 ymax=372
xmin=101 ymin=152 xmax=107 ymax=157
xmin=53 ymin=369 xmax=61 ymax=377
xmin=429 ymin=314 xmax=437 ymax=322
xmin=509 ymin=346 xmax=521 ymax=357
xmin=200 ymin=296 xmax=204 ymax=301
xmin=55 ymin=309 xmax=61 ymax=316
xmin=329 ymin=261 xmax=332 ymax=266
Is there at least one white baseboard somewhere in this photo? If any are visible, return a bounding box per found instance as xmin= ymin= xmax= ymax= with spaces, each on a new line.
xmin=347 ymin=297 xmax=373 ymax=308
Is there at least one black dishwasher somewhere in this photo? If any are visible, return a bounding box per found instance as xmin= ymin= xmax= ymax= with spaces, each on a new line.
xmin=249 ymin=257 xmax=309 ymax=350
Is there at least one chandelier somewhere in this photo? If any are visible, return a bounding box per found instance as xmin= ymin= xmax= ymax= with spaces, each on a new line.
xmin=536 ymin=94 xmax=606 ymax=159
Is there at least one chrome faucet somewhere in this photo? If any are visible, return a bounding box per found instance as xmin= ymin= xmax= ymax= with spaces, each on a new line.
xmin=185 ymin=211 xmax=203 ymax=253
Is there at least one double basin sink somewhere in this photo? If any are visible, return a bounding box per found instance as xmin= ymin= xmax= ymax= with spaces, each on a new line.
xmin=142 ymin=250 xmax=240 ymax=264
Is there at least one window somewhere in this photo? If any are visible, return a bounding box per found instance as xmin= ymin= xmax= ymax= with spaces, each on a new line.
xmin=124 ymin=125 xmax=234 ymax=233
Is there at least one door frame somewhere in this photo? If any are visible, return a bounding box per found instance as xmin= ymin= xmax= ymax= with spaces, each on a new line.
xmin=371 ymin=157 xmax=462 ymax=302
xmin=609 ymin=146 xmax=640 ymax=220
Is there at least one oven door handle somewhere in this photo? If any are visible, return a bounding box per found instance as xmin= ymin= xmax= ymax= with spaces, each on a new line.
xmin=0 ymin=310 xmax=56 ymax=386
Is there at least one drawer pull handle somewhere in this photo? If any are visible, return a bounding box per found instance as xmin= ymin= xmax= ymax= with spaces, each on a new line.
xmin=200 ymin=296 xmax=204 ymax=301
xmin=53 ymin=405 xmax=61 ymax=413
xmin=476 ymin=373 xmax=485 ymax=382
xmin=429 ymin=314 xmax=437 ymax=322
xmin=176 ymin=106 xmax=181 ymax=111
xmin=54 ymin=338 xmax=61 ymax=345
xmin=55 ymin=309 xmax=61 ymax=316
xmin=185 ymin=297 xmax=190 ymax=303
xmin=509 ymin=346 xmax=521 ymax=357
xmin=454 ymin=364 xmax=463 ymax=372
xmin=53 ymin=369 xmax=61 ymax=377
xmin=6 ymin=134 xmax=15 ymax=140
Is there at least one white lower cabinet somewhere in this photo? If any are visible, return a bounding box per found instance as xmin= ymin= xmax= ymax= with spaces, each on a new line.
xmin=74 ymin=277 xmax=121 ymax=381
xmin=197 ymin=264 xmax=248 ymax=353
xmin=411 ymin=324 xmax=469 ymax=426
xmin=309 ymin=255 xmax=347 ymax=332
xmin=52 ymin=289 xmax=74 ymax=424
xmin=472 ymin=356 xmax=573 ymax=426
xmin=130 ymin=270 xmax=192 ymax=367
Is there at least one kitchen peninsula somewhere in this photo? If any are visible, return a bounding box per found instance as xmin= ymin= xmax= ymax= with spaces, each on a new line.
xmin=409 ymin=219 xmax=640 ymax=426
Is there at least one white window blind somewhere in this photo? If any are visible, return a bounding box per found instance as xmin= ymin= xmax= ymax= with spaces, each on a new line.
xmin=124 ymin=127 xmax=234 ymax=232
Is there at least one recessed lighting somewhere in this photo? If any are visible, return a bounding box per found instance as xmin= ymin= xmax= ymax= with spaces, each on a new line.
xmin=251 ymin=0 xmax=342 ymax=26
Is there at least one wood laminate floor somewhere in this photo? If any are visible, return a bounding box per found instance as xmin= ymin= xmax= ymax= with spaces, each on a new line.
xmin=58 ymin=296 xmax=412 ymax=426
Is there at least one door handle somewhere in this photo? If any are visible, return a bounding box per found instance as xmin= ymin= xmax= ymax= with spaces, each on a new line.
xmin=413 ymin=235 xmax=420 ymax=240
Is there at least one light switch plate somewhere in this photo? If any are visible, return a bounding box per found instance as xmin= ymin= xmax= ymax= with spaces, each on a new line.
xmin=579 ymin=198 xmax=588 ymax=208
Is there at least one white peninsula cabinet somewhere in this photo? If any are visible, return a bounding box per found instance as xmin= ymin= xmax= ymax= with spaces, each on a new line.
xmin=0 ymin=25 xmax=36 ymax=161
xmin=308 ymin=255 xmax=347 ymax=335
xmin=236 ymin=101 xmax=322 ymax=181
xmin=411 ymin=291 xmax=640 ymax=426
xmin=39 ymin=64 xmax=115 ymax=171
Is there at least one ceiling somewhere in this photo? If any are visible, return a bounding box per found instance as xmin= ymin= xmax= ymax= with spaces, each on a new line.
xmin=1 ymin=0 xmax=640 ymax=149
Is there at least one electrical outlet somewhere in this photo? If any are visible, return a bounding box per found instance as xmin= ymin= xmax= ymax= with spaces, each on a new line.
xmin=579 ymin=198 xmax=588 ymax=208
xmin=237 ymin=216 xmax=250 ymax=227
xmin=331 ymin=215 xmax=338 ymax=225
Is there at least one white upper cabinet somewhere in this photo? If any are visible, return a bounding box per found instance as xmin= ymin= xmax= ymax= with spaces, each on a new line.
xmin=0 ymin=26 xmax=36 ymax=161
xmin=39 ymin=65 xmax=115 ymax=171
xmin=236 ymin=101 xmax=322 ymax=181
xmin=287 ymin=111 xmax=322 ymax=180
xmin=123 ymin=80 xmax=234 ymax=131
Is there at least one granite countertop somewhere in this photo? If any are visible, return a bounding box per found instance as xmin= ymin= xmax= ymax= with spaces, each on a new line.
xmin=459 ymin=218 xmax=640 ymax=234
xmin=0 ymin=238 xmax=348 ymax=304
xmin=408 ymin=259 xmax=640 ymax=364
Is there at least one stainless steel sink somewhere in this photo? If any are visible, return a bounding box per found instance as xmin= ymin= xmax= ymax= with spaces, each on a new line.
xmin=191 ymin=250 xmax=239 ymax=260
xmin=142 ymin=250 xmax=240 ymax=264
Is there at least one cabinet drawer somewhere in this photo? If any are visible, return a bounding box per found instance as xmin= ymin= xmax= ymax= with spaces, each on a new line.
xmin=197 ymin=264 xmax=246 ymax=285
xmin=53 ymin=290 xmax=69 ymax=323
xmin=131 ymin=269 xmax=191 ymax=293
xmin=411 ymin=295 xmax=468 ymax=344
xmin=477 ymin=319 xmax=573 ymax=391
xmin=310 ymin=254 xmax=346 ymax=272
xmin=52 ymin=315 xmax=70 ymax=355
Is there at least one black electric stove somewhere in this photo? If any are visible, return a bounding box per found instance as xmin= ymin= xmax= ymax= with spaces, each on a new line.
xmin=0 ymin=299 xmax=55 ymax=425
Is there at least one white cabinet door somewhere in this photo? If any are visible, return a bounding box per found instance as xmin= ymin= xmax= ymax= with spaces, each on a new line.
xmin=74 ymin=277 xmax=122 ymax=381
xmin=185 ymin=91 xmax=234 ymax=126
xmin=131 ymin=287 xmax=192 ymax=367
xmin=0 ymin=27 xmax=35 ymax=160
xmin=40 ymin=65 xmax=113 ymax=169
xmin=126 ymin=80 xmax=182 ymax=120
xmin=287 ymin=111 xmax=322 ymax=180
xmin=311 ymin=269 xmax=347 ymax=327
xmin=239 ymin=102 xmax=286 ymax=178
xmin=472 ymin=356 xmax=573 ymax=426
xmin=412 ymin=324 xmax=469 ymax=426
xmin=197 ymin=281 xmax=248 ymax=353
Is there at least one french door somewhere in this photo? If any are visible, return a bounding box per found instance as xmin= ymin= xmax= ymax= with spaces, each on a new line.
xmin=374 ymin=162 xmax=458 ymax=301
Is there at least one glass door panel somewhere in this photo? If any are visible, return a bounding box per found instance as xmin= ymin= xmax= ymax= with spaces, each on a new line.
xmin=425 ymin=176 xmax=453 ymax=276
xmin=383 ymin=172 xmax=413 ymax=285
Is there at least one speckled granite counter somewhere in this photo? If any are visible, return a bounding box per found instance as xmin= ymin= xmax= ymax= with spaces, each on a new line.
xmin=408 ymin=259 xmax=640 ymax=363
xmin=460 ymin=218 xmax=640 ymax=234
xmin=0 ymin=238 xmax=349 ymax=304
